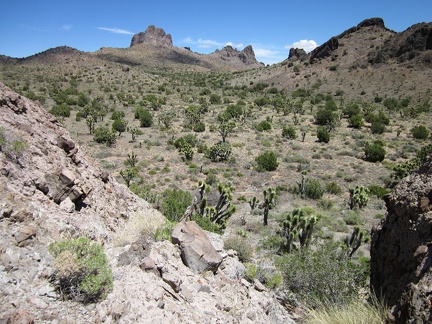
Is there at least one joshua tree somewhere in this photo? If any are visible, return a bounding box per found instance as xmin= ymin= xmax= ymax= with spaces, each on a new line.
xmin=349 ymin=185 xmax=370 ymax=209
xmin=259 ymin=187 xmax=277 ymax=226
xmin=344 ymin=225 xmax=370 ymax=257
xmin=248 ymin=196 xmax=260 ymax=213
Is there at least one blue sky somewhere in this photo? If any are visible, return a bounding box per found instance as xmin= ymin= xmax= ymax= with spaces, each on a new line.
xmin=1 ymin=0 xmax=431 ymax=65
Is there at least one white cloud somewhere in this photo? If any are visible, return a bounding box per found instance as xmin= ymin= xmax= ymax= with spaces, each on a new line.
xmin=181 ymin=37 xmax=243 ymax=50
xmin=253 ymin=48 xmax=285 ymax=65
xmin=62 ymin=24 xmax=73 ymax=31
xmin=97 ymin=27 xmax=134 ymax=35
xmin=285 ymin=39 xmax=318 ymax=53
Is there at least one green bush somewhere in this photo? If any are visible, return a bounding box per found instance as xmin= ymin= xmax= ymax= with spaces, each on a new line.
xmin=304 ymin=178 xmax=324 ymax=199
xmin=93 ymin=126 xmax=116 ymax=147
xmin=370 ymin=122 xmax=385 ymax=134
xmin=49 ymin=238 xmax=113 ymax=303
xmin=348 ymin=115 xmax=364 ymax=129
xmin=207 ymin=142 xmax=232 ymax=162
xmin=154 ymin=221 xmax=176 ymax=241
xmin=411 ymin=125 xmax=429 ymax=140
xmin=277 ymin=240 xmax=369 ymax=306
xmin=315 ymin=109 xmax=336 ymax=126
xmin=50 ymin=104 xmax=71 ymax=117
xmin=160 ymin=188 xmax=192 ymax=222
xmin=255 ymin=151 xmax=279 ymax=171
xmin=317 ymin=126 xmax=330 ymax=143
xmin=137 ymin=108 xmax=153 ymax=127
xmin=326 ymin=181 xmax=342 ymax=195
xmin=364 ymin=141 xmax=385 ymax=162
xmin=193 ymin=121 xmax=206 ymax=132
xmin=282 ymin=126 xmax=297 ymax=139
xmin=254 ymin=120 xmax=272 ymax=132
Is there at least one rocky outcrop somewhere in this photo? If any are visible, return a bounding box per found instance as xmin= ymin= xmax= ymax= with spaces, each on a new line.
xmin=130 ymin=25 xmax=173 ymax=47
xmin=368 ymin=22 xmax=432 ymax=64
xmin=288 ymin=48 xmax=307 ymax=61
xmin=310 ymin=37 xmax=339 ymax=61
xmin=212 ymin=45 xmax=264 ymax=67
xmin=171 ymin=221 xmax=222 ymax=274
xmin=370 ymin=155 xmax=432 ymax=323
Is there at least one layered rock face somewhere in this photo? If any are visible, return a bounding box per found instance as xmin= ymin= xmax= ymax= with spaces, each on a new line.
xmin=130 ymin=25 xmax=173 ymax=47
xmin=288 ymin=48 xmax=307 ymax=61
xmin=371 ymin=155 xmax=432 ymax=323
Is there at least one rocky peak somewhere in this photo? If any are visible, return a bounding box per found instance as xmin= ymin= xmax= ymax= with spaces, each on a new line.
xmin=288 ymin=48 xmax=307 ymax=61
xmin=213 ymin=45 xmax=263 ymax=66
xmin=130 ymin=25 xmax=173 ymax=47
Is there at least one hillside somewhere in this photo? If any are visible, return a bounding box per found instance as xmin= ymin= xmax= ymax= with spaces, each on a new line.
xmin=0 ymin=17 xmax=431 ymax=322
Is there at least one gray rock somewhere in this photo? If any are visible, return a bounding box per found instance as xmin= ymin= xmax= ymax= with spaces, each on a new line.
xmin=171 ymin=221 xmax=222 ymax=274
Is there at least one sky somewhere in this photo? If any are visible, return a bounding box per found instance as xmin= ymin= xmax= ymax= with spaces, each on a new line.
xmin=1 ymin=0 xmax=431 ymax=65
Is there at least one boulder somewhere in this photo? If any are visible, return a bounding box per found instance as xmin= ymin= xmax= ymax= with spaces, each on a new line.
xmin=171 ymin=221 xmax=222 ymax=274
xmin=371 ymin=155 xmax=432 ymax=323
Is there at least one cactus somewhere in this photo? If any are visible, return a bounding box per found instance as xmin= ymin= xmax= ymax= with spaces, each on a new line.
xmin=120 ymin=168 xmax=136 ymax=187
xmin=208 ymin=142 xmax=232 ymax=162
xmin=126 ymin=151 xmax=138 ymax=167
xmin=248 ymin=196 xmax=260 ymax=213
xmin=344 ymin=225 xmax=370 ymax=257
xmin=297 ymin=170 xmax=308 ymax=198
xmin=349 ymin=185 xmax=370 ymax=209
xmin=280 ymin=207 xmax=319 ymax=253
xmin=259 ymin=187 xmax=277 ymax=226
xmin=194 ymin=182 xmax=235 ymax=231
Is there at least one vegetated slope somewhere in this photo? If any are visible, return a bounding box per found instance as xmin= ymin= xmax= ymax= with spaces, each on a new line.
xmin=0 ymin=82 xmax=293 ymax=323
xmin=240 ymin=18 xmax=432 ymax=103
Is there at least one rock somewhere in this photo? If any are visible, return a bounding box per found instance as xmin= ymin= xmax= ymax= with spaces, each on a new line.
xmin=310 ymin=37 xmax=339 ymax=61
xmin=139 ymin=256 xmax=159 ymax=276
xmin=13 ymin=226 xmax=36 ymax=247
xmin=5 ymin=309 xmax=35 ymax=324
xmin=370 ymin=154 xmax=432 ymax=323
xmin=171 ymin=221 xmax=222 ymax=274
xmin=130 ymin=25 xmax=173 ymax=47
xmin=288 ymin=48 xmax=307 ymax=61
xmin=59 ymin=197 xmax=74 ymax=213
xmin=212 ymin=45 xmax=264 ymax=67
xmin=254 ymin=279 xmax=267 ymax=292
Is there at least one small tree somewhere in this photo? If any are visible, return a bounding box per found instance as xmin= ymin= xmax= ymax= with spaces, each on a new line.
xmin=138 ymin=109 xmax=153 ymax=127
xmin=218 ymin=120 xmax=236 ymax=143
xmin=112 ymin=118 xmax=128 ymax=136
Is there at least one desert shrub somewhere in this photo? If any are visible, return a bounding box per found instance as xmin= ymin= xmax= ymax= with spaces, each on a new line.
xmin=193 ymin=121 xmax=206 ymax=132
xmin=112 ymin=118 xmax=127 ymax=135
xmin=383 ymin=97 xmax=399 ymax=111
xmin=365 ymin=141 xmax=385 ymax=162
xmin=277 ymin=240 xmax=369 ymax=306
xmin=315 ymin=109 xmax=336 ymax=126
xmin=343 ymin=210 xmax=362 ymax=225
xmin=282 ymin=126 xmax=297 ymax=139
xmin=207 ymin=142 xmax=232 ymax=162
xmin=326 ymin=181 xmax=342 ymax=195
xmin=254 ymin=120 xmax=272 ymax=132
xmin=224 ymin=235 xmax=254 ymax=262
xmin=304 ymin=178 xmax=324 ymax=199
xmin=370 ymin=122 xmax=385 ymax=134
xmin=343 ymin=103 xmax=361 ymax=118
xmin=50 ymin=103 xmax=71 ymax=117
xmin=245 ymin=261 xmax=283 ymax=289
xmin=93 ymin=126 xmax=116 ymax=147
xmin=348 ymin=114 xmax=364 ymax=129
xmin=49 ymin=238 xmax=113 ymax=303
xmin=209 ymin=93 xmax=221 ymax=104
xmin=317 ymin=126 xmax=330 ymax=143
xmin=154 ymin=221 xmax=176 ymax=241
xmin=110 ymin=110 xmax=125 ymax=120
xmin=368 ymin=185 xmax=390 ymax=199
xmin=317 ymin=198 xmax=334 ymax=210
xmin=255 ymin=151 xmax=279 ymax=171
xmin=411 ymin=125 xmax=429 ymax=140
xmin=160 ymin=188 xmax=192 ymax=222
xmin=138 ymin=108 xmax=153 ymax=127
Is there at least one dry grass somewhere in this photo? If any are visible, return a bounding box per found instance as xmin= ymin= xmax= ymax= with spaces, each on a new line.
xmin=112 ymin=211 xmax=165 ymax=247
xmin=305 ymin=297 xmax=388 ymax=324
